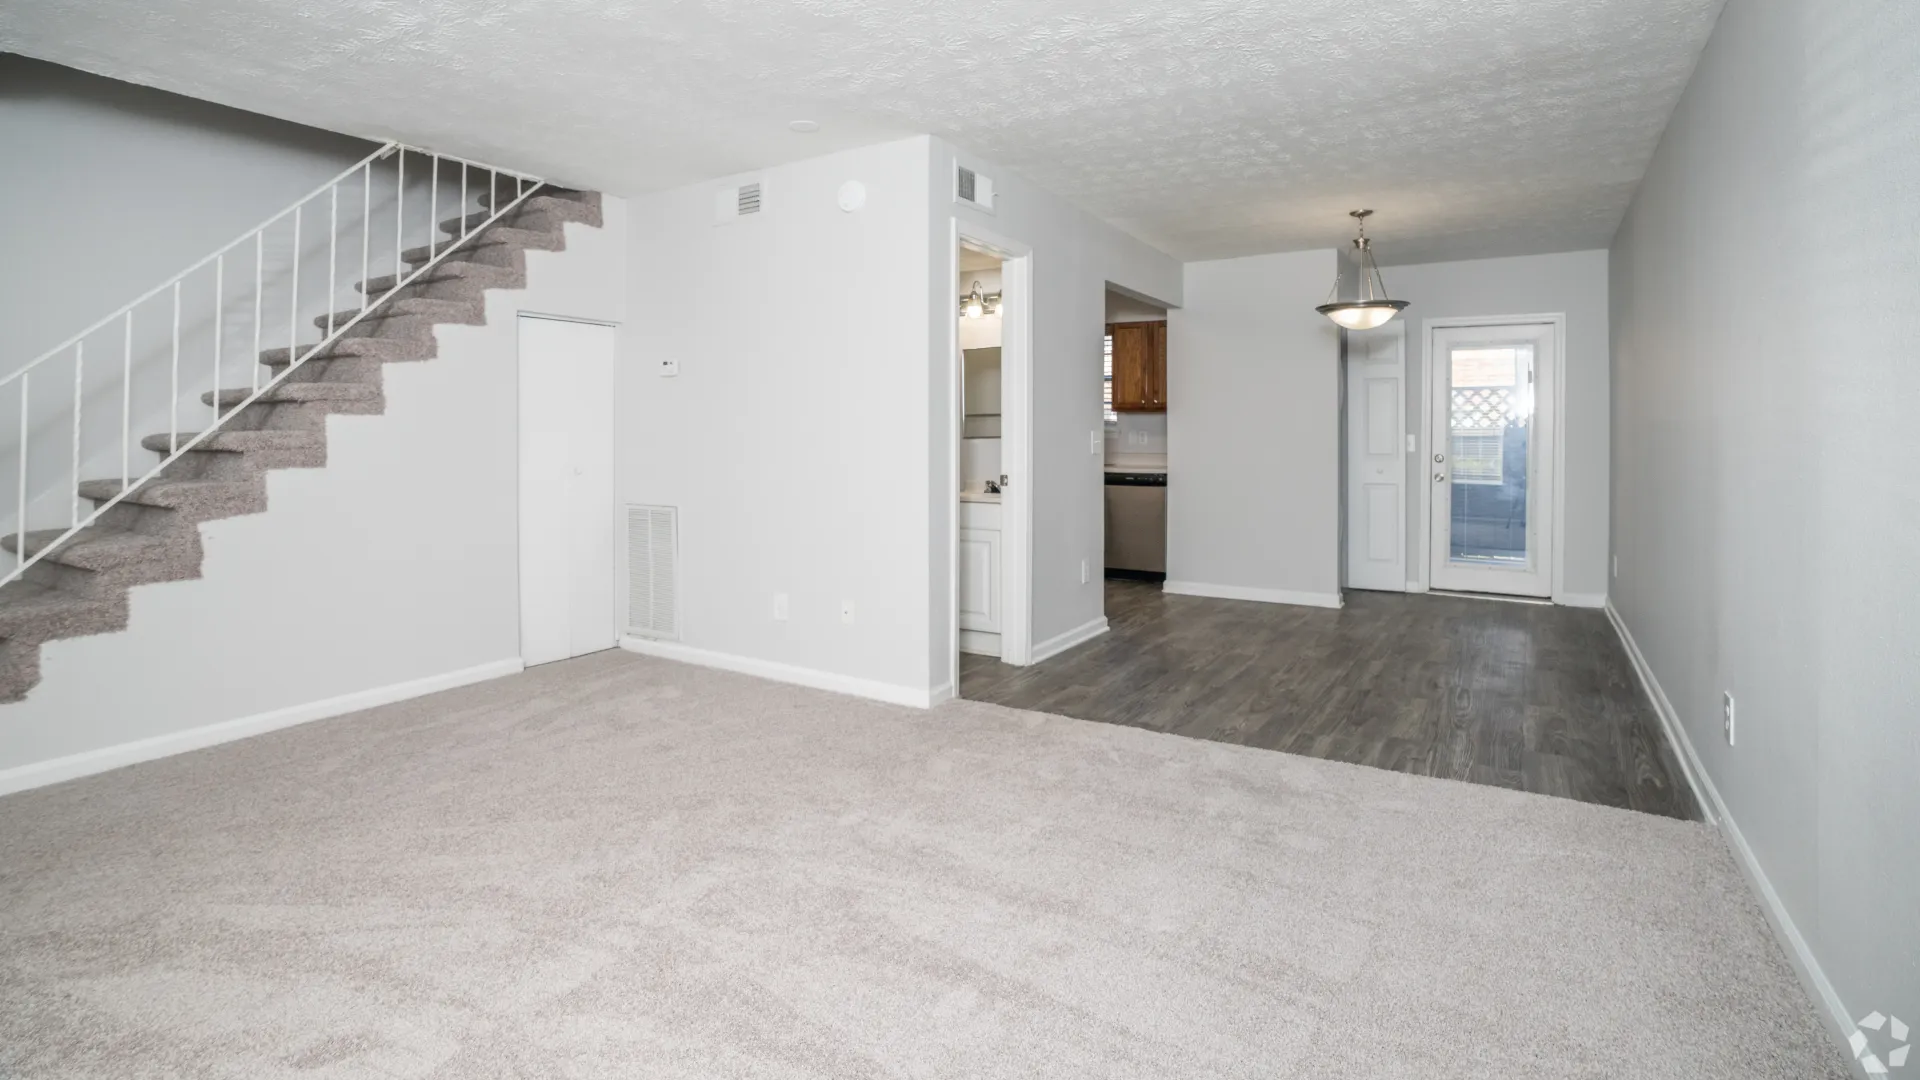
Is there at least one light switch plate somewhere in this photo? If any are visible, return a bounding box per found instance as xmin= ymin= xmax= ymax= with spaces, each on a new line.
xmin=1091 ymin=431 xmax=1102 ymax=454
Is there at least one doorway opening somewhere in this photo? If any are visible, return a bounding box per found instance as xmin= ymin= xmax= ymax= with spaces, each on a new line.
xmin=949 ymin=224 xmax=1033 ymax=697
xmin=1420 ymin=316 xmax=1563 ymax=599
xmin=517 ymin=314 xmax=617 ymax=666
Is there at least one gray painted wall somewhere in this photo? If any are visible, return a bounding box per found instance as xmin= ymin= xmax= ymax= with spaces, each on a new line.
xmin=1609 ymin=0 xmax=1919 ymax=1049
xmin=1384 ymin=250 xmax=1611 ymax=598
xmin=0 ymin=56 xmax=375 ymax=368
xmin=1167 ymin=250 xmax=1343 ymax=603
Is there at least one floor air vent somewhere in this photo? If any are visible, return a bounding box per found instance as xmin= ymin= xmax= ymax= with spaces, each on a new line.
xmin=626 ymin=505 xmax=679 ymax=639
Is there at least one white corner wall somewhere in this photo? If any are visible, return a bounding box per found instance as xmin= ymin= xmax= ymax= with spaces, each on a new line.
xmin=1166 ymin=250 xmax=1342 ymax=607
xmin=0 ymin=202 xmax=628 ymax=786
xmin=1385 ymin=249 xmax=1611 ymax=599
xmin=925 ymin=138 xmax=1182 ymax=677
xmin=620 ymin=138 xmax=937 ymax=700
xmin=1610 ymin=0 xmax=1919 ymax=1054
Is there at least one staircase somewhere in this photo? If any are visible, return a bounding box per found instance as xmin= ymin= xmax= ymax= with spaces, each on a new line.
xmin=0 ymin=180 xmax=602 ymax=702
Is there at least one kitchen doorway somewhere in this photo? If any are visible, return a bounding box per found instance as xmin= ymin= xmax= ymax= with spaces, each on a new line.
xmin=1421 ymin=317 xmax=1562 ymax=599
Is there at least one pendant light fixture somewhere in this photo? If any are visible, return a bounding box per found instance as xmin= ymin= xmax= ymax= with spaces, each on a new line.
xmin=1316 ymin=210 xmax=1409 ymax=330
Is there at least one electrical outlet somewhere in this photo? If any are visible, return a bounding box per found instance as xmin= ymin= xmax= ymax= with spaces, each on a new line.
xmin=1723 ymin=691 xmax=1736 ymax=746
xmin=841 ymin=600 xmax=855 ymax=624
xmin=773 ymin=593 xmax=789 ymax=621
xmin=1081 ymin=558 xmax=1090 ymax=584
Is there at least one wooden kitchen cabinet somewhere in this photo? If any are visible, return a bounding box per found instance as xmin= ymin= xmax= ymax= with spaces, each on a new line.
xmin=1109 ymin=320 xmax=1166 ymax=412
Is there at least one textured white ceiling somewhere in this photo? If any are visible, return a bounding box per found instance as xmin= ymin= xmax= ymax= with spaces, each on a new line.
xmin=1 ymin=0 xmax=1724 ymax=265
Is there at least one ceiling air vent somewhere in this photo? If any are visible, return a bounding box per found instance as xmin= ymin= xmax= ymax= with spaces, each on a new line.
xmin=627 ymin=505 xmax=680 ymax=640
xmin=714 ymin=178 xmax=764 ymax=225
xmin=955 ymin=164 xmax=995 ymax=213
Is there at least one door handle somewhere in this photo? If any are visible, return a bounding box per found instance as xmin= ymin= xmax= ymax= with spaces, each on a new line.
xmin=1434 ymin=472 xmax=1447 ymax=483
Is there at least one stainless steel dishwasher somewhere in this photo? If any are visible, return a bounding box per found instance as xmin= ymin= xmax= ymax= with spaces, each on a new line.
xmin=1104 ymin=470 xmax=1167 ymax=576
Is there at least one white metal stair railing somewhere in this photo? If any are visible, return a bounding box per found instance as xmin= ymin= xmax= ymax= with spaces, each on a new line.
xmin=0 ymin=142 xmax=546 ymax=588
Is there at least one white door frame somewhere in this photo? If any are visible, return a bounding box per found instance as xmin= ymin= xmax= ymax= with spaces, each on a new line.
xmin=948 ymin=220 xmax=1034 ymax=697
xmin=1415 ymin=313 xmax=1568 ymax=602
xmin=517 ymin=311 xmax=623 ymax=658
xmin=1343 ymin=322 xmax=1408 ymax=593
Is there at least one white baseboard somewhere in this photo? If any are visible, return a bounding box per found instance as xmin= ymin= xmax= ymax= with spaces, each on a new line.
xmin=928 ymin=681 xmax=955 ymax=706
xmin=1029 ymin=616 xmax=1109 ymax=664
xmin=619 ymin=636 xmax=936 ymax=708
xmin=1163 ymin=581 xmax=1344 ymax=609
xmin=1406 ymin=578 xmax=1428 ymax=594
xmin=1605 ymin=601 xmax=1859 ymax=1067
xmin=1556 ymin=592 xmax=1609 ymax=609
xmin=0 ymin=658 xmax=525 ymax=798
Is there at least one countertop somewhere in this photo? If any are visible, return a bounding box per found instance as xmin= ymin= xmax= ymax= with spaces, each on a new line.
xmin=1103 ymin=463 xmax=1168 ymax=474
xmin=958 ymin=491 xmax=1003 ymax=504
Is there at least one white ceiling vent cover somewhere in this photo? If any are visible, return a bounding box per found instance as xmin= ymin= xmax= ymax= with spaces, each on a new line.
xmin=626 ymin=505 xmax=680 ymax=640
xmin=955 ymin=165 xmax=995 ymax=213
xmin=714 ymin=178 xmax=764 ymax=224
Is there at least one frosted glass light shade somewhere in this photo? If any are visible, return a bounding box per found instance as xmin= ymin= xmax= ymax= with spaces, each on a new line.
xmin=1317 ymin=300 xmax=1409 ymax=330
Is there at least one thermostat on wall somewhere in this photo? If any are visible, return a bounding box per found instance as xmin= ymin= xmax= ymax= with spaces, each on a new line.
xmin=659 ymin=359 xmax=680 ymax=377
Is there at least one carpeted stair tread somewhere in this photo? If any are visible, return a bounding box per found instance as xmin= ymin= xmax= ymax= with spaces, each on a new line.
xmin=77 ymin=477 xmax=261 ymax=511
xmin=1 ymin=525 xmax=176 ymax=569
xmin=356 ymin=262 xmax=524 ymax=295
xmin=203 ymin=383 xmax=382 ymax=408
xmin=0 ymin=182 xmax=602 ymax=702
xmin=258 ymin=337 xmax=433 ymax=367
xmin=313 ymin=297 xmax=481 ymax=332
xmin=139 ymin=430 xmax=325 ymax=455
xmin=0 ymin=580 xmax=123 ymax=642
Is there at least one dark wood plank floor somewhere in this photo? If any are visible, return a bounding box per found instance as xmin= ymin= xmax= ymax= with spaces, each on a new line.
xmin=962 ymin=579 xmax=1699 ymax=820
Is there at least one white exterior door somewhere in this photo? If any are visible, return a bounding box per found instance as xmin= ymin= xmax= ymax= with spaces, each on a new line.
xmin=519 ymin=316 xmax=617 ymax=666
xmin=1428 ymin=322 xmax=1556 ymax=597
xmin=1346 ymin=325 xmax=1406 ymax=592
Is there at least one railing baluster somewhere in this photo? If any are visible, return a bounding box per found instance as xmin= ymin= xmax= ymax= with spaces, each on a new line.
xmin=430 ymin=154 xmax=439 ymax=259
xmin=289 ymin=207 xmax=302 ymax=364
xmin=327 ymin=185 xmax=338 ymax=339
xmin=254 ymin=232 xmax=264 ymax=393
xmin=362 ymin=162 xmax=371 ymax=313
xmin=213 ymin=255 xmax=224 ymax=421
xmin=71 ymin=344 xmax=83 ymax=526
xmin=394 ymin=150 xmax=405 ymax=294
xmin=122 ymin=312 xmax=132 ymax=490
xmin=16 ymin=374 xmax=27 ymax=568
xmin=170 ymin=282 xmax=181 ymax=455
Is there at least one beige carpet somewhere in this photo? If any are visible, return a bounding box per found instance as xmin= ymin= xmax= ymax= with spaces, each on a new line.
xmin=0 ymin=650 xmax=1846 ymax=1079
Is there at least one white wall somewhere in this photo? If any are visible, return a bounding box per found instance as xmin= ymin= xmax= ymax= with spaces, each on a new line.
xmin=0 ymin=201 xmax=628 ymax=779
xmin=1384 ymin=250 xmax=1611 ymax=598
xmin=1167 ymin=250 xmax=1343 ymax=606
xmin=622 ymin=138 xmax=936 ymax=698
xmin=926 ymin=138 xmax=1182 ymax=672
xmin=1610 ymin=0 xmax=1919 ymax=1050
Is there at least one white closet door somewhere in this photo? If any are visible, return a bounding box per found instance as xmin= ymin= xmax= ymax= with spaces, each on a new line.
xmin=519 ymin=316 xmax=617 ymax=666
xmin=1345 ymin=324 xmax=1406 ymax=592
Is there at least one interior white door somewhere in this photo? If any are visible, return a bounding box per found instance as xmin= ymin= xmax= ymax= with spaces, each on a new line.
xmin=1428 ymin=322 xmax=1556 ymax=597
xmin=1345 ymin=325 xmax=1406 ymax=591
xmin=519 ymin=315 xmax=617 ymax=666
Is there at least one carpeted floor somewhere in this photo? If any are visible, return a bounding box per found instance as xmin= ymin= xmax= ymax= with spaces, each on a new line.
xmin=0 ymin=651 xmax=1847 ymax=1079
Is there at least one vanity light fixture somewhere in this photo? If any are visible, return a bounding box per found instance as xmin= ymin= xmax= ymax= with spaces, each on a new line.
xmin=1316 ymin=210 xmax=1410 ymax=330
xmin=959 ymin=280 xmax=1002 ymax=319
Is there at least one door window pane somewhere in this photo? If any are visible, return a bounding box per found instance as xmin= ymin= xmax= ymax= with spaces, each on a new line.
xmin=1448 ymin=345 xmax=1532 ymax=566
